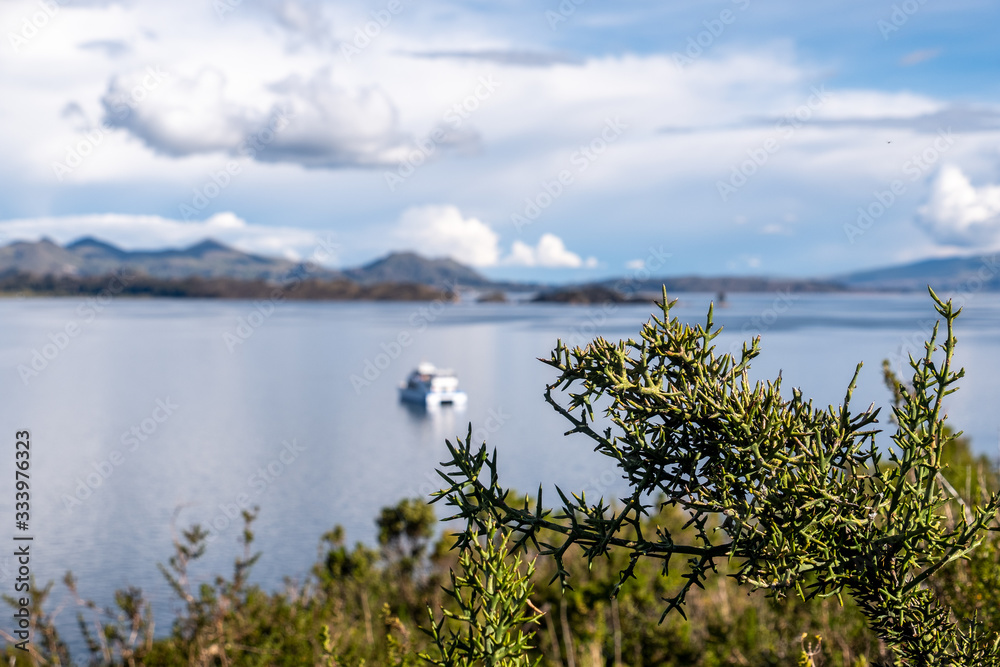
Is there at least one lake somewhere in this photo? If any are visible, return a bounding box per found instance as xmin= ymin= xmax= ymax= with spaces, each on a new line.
xmin=1 ymin=290 xmax=998 ymax=649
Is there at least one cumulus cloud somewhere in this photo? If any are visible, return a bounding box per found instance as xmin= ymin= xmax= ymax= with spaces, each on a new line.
xmin=262 ymin=71 xmax=412 ymax=167
xmin=916 ymin=165 xmax=1000 ymax=247
xmin=0 ymin=212 xmax=337 ymax=263
xmin=391 ymin=206 xmax=597 ymax=268
xmin=102 ymin=67 xmax=413 ymax=168
xmin=392 ymin=205 xmax=500 ymax=266
xmin=102 ymin=67 xmax=260 ymax=156
xmin=506 ymin=233 xmax=598 ymax=268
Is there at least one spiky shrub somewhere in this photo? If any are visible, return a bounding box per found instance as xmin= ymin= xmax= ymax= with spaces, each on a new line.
xmin=421 ymin=513 xmax=542 ymax=667
xmin=434 ymin=289 xmax=1000 ymax=665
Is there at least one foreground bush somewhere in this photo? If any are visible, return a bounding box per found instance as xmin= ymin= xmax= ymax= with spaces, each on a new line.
xmin=3 ymin=498 xmax=892 ymax=666
xmin=436 ymin=289 xmax=1000 ymax=666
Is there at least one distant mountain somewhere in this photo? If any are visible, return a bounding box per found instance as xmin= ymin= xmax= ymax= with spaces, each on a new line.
xmin=66 ymin=236 xmax=128 ymax=259
xmin=0 ymin=238 xmax=82 ymax=276
xmin=0 ymin=238 xmax=499 ymax=288
xmin=596 ymin=276 xmax=849 ymax=295
xmin=593 ymin=253 xmax=1000 ymax=295
xmin=344 ymin=251 xmax=494 ymax=288
xmin=0 ymin=238 xmax=492 ymax=287
xmin=836 ymin=253 xmax=1000 ymax=291
xmin=0 ymin=237 xmax=340 ymax=282
xmin=2 ymin=236 xmax=996 ymax=295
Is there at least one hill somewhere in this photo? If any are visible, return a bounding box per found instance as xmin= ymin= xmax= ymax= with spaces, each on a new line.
xmin=344 ymin=251 xmax=494 ymax=288
xmin=835 ymin=254 xmax=1000 ymax=291
xmin=0 ymin=236 xmax=336 ymax=282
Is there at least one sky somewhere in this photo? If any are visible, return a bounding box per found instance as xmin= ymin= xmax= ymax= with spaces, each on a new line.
xmin=1 ymin=0 xmax=999 ymax=282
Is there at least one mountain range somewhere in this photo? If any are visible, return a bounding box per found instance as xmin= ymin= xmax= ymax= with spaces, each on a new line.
xmin=0 ymin=237 xmax=322 ymax=282
xmin=0 ymin=236 xmax=494 ymax=286
xmin=0 ymin=236 xmax=995 ymax=294
xmin=837 ymin=255 xmax=1000 ymax=291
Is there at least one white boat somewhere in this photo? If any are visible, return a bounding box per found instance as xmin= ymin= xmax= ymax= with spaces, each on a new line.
xmin=399 ymin=362 xmax=468 ymax=407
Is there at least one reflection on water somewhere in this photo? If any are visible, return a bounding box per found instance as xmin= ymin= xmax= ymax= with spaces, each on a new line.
xmin=398 ymin=396 xmax=467 ymax=435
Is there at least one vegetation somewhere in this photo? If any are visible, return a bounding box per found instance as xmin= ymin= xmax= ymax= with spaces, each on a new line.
xmin=436 ymin=288 xmax=1000 ymax=665
xmin=0 ymin=271 xmax=452 ymax=301
xmin=531 ymin=285 xmax=647 ymax=304
xmin=4 ymin=289 xmax=1000 ymax=665
xmin=2 ymin=495 xmax=891 ymax=666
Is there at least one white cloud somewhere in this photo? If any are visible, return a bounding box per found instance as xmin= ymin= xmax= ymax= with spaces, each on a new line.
xmin=103 ymin=67 xmax=415 ymax=168
xmin=917 ymin=165 xmax=1000 ymax=247
xmin=625 ymin=259 xmax=646 ymax=270
xmin=102 ymin=67 xmax=257 ymax=156
xmin=391 ymin=206 xmax=597 ymax=268
xmin=506 ymin=233 xmax=597 ymax=268
xmin=392 ymin=205 xmax=500 ymax=266
xmin=263 ymin=70 xmax=414 ymax=167
xmin=0 ymin=212 xmax=337 ymax=263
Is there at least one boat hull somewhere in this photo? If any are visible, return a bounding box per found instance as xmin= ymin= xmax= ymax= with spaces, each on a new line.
xmin=399 ymin=387 xmax=468 ymax=406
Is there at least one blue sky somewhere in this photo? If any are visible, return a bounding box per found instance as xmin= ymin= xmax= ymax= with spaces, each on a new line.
xmin=1 ymin=0 xmax=999 ymax=281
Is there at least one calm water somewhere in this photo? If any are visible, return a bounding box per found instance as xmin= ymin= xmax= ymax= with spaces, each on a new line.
xmin=0 ymin=291 xmax=998 ymax=648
